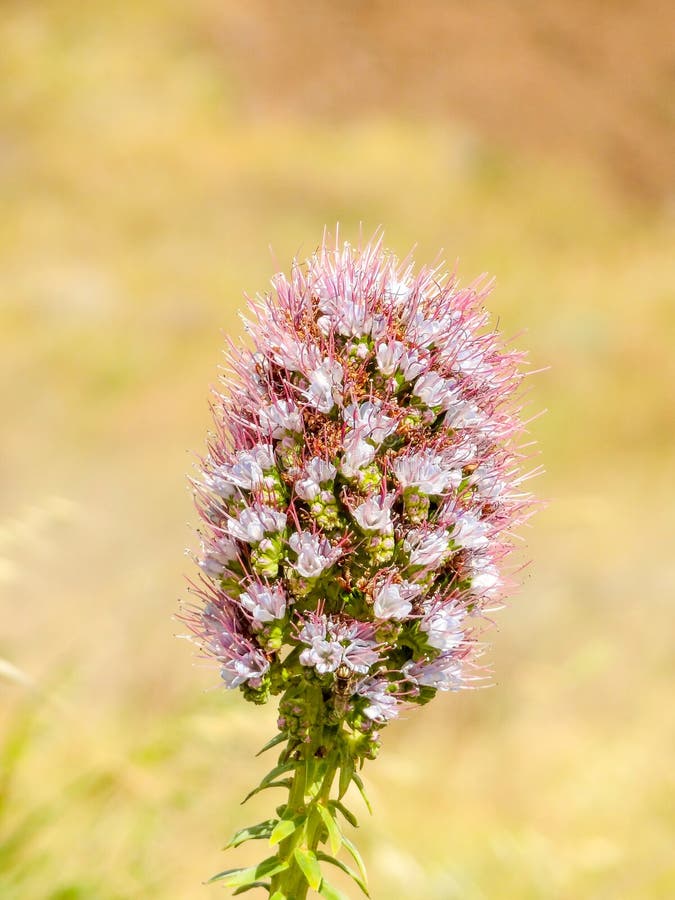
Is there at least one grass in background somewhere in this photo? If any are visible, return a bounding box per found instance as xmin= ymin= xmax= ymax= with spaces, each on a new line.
xmin=1 ymin=3 xmax=674 ymax=898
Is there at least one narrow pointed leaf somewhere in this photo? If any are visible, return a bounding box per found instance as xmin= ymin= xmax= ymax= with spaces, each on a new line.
xmin=316 ymin=851 xmax=370 ymax=897
xmin=270 ymin=893 xmax=288 ymax=900
xmin=241 ymin=778 xmax=292 ymax=805
xmin=341 ymin=833 xmax=368 ymax=883
xmin=233 ymin=883 xmax=270 ymax=895
xmin=294 ymin=848 xmax=322 ymax=890
xmin=319 ymin=878 xmax=350 ymax=900
xmin=328 ymin=800 xmax=359 ymax=828
xmin=317 ymin=804 xmax=342 ymax=855
xmin=338 ymin=757 xmax=354 ymax=799
xmin=351 ymin=772 xmax=373 ymax=814
xmin=211 ymin=856 xmax=289 ymax=887
xmin=269 ymin=815 xmax=304 ymax=846
xmin=256 ymin=732 xmax=287 ymax=757
xmin=224 ymin=819 xmax=276 ymax=849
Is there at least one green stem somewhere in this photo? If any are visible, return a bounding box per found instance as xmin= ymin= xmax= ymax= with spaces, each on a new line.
xmin=269 ymin=688 xmax=342 ymax=899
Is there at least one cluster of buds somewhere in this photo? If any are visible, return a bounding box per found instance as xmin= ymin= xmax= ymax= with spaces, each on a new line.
xmin=183 ymin=232 xmax=536 ymax=897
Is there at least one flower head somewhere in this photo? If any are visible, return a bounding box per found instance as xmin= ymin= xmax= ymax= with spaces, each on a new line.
xmin=184 ymin=229 xmax=536 ymax=749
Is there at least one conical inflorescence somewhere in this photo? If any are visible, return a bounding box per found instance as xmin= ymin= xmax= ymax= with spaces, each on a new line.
xmin=183 ymin=231 xmax=537 ymax=898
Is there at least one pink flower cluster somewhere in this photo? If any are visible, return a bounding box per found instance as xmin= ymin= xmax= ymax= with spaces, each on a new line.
xmin=185 ymin=232 xmax=535 ymax=734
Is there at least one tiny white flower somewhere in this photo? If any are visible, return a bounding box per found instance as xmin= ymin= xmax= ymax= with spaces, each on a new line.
xmin=445 ymin=399 xmax=484 ymax=429
xmin=228 ymin=505 xmax=287 ymax=543
xmin=353 ymin=495 xmax=394 ymax=533
xmin=384 ymin=275 xmax=412 ymax=304
xmin=300 ymin=639 xmax=344 ymax=674
xmin=412 ymin=371 xmax=458 ymax=409
xmin=357 ymin=677 xmax=400 ymax=722
xmin=259 ymin=400 xmax=303 ymax=438
xmin=289 ymin=531 xmax=340 ymax=579
xmin=343 ymin=400 xmax=397 ymax=444
xmin=421 ymin=605 xmax=464 ymax=651
xmin=404 ymin=527 xmax=450 ymax=569
xmin=451 ymin=512 xmax=489 ymax=550
xmin=340 ymin=434 xmax=376 ymax=478
xmin=295 ymin=457 xmax=337 ymax=501
xmin=239 ymin=582 xmax=287 ymax=626
xmin=402 ymin=655 xmax=462 ymax=691
xmin=393 ymin=450 xmax=458 ymax=495
xmin=372 ymin=580 xmax=420 ymax=619
xmin=221 ymin=651 xmax=270 ymax=689
xmin=470 ymin=462 xmax=506 ymax=500
xmin=306 ymin=358 xmax=344 ymax=413
xmin=375 ymin=340 xmax=408 ymax=376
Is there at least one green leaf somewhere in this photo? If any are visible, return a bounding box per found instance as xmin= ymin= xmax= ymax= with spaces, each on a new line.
xmin=294 ymin=848 xmax=322 ymax=891
xmin=232 ymin=883 xmax=270 ymax=895
xmin=338 ymin=756 xmax=354 ymax=799
xmin=209 ymin=856 xmax=289 ymax=886
xmin=224 ymin=819 xmax=276 ymax=849
xmin=270 ymin=892 xmax=288 ymax=900
xmin=341 ymin=833 xmax=368 ymax=883
xmin=351 ymin=772 xmax=373 ymax=814
xmin=241 ymin=778 xmax=292 ymax=805
xmin=316 ymin=851 xmax=370 ymax=897
xmin=255 ymin=732 xmax=287 ymax=757
xmin=319 ymin=878 xmax=350 ymax=900
xmin=317 ymin=804 xmax=342 ymax=855
xmin=328 ymin=800 xmax=359 ymax=828
xmin=269 ymin=815 xmax=304 ymax=846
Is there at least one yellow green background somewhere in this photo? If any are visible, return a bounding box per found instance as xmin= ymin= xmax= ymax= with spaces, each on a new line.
xmin=1 ymin=3 xmax=674 ymax=898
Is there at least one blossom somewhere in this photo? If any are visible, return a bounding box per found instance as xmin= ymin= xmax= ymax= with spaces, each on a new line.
xmin=393 ymin=450 xmax=459 ymax=495
xmin=375 ymin=341 xmax=408 ymax=376
xmin=343 ymin=400 xmax=397 ymax=444
xmin=421 ymin=604 xmax=464 ymax=651
xmin=403 ymin=654 xmax=463 ymax=691
xmin=352 ymin=495 xmax=394 ymax=533
xmin=451 ymin=512 xmax=490 ymax=550
xmin=259 ymin=400 xmax=303 ymax=438
xmin=299 ymin=616 xmax=379 ymax=675
xmin=239 ymin=581 xmax=287 ymax=627
xmin=289 ymin=531 xmax=341 ymax=579
xmin=295 ymin=458 xmax=337 ymax=502
xmin=412 ymin=371 xmax=458 ymax=409
xmin=227 ymin=445 xmax=275 ymax=490
xmin=197 ymin=535 xmax=239 ymax=577
xmin=228 ymin=504 xmax=287 ymax=543
xmin=372 ymin=580 xmax=421 ymax=620
xmin=185 ymin=231 xmax=538 ymax=899
xmin=221 ymin=650 xmax=270 ymax=689
xmin=356 ymin=676 xmax=400 ymax=722
xmin=404 ymin=527 xmax=451 ymax=569
xmin=187 ymin=229 xmax=535 ymax=732
xmin=340 ymin=433 xmax=376 ymax=478
xmin=305 ymin=358 xmax=344 ymax=412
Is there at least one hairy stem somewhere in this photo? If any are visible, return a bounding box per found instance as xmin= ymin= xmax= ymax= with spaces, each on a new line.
xmin=269 ymin=687 xmax=343 ymax=899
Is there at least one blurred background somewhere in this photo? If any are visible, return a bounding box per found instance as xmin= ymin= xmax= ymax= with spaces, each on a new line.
xmin=1 ymin=1 xmax=674 ymax=898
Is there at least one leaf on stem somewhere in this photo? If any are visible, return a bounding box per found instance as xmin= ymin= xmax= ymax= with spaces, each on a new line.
xmin=338 ymin=756 xmax=354 ymax=800
xmin=317 ymin=804 xmax=342 ymax=856
xmin=316 ymin=851 xmax=370 ymax=897
xmin=340 ymin=833 xmax=368 ymax=884
xmin=241 ymin=764 xmax=293 ymax=806
xmin=223 ymin=819 xmax=276 ymax=849
xmin=232 ymin=883 xmax=270 ymax=895
xmin=269 ymin=814 xmax=305 ymax=846
xmin=209 ymin=856 xmax=289 ymax=887
xmin=294 ymin=847 xmax=323 ymax=891
xmin=319 ymin=879 xmax=350 ymax=900
xmin=351 ymin=773 xmax=373 ymax=814
xmin=255 ymin=732 xmax=287 ymax=757
xmin=328 ymin=800 xmax=359 ymax=828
